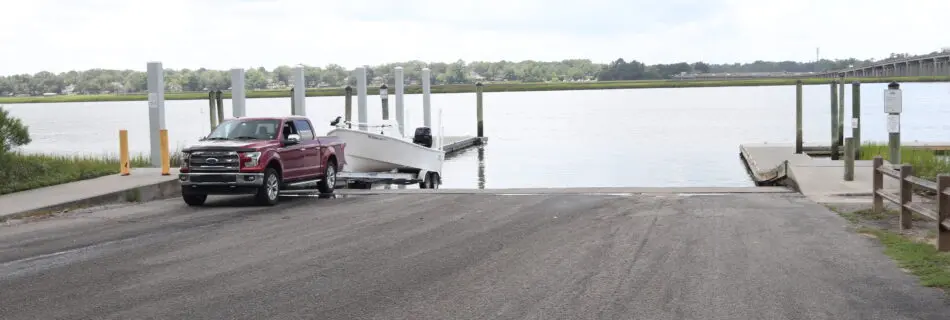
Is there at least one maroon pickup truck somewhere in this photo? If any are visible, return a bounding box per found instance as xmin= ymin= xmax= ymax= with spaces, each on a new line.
xmin=178 ymin=116 xmax=346 ymax=206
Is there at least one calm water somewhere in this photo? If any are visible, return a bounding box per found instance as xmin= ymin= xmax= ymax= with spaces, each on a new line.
xmin=5 ymin=83 xmax=950 ymax=188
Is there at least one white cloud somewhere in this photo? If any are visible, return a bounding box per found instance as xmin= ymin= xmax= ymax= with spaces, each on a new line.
xmin=0 ymin=0 xmax=947 ymax=74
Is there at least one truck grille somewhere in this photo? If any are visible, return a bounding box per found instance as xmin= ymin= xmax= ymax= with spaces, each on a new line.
xmin=188 ymin=151 xmax=240 ymax=172
xmin=190 ymin=174 xmax=238 ymax=183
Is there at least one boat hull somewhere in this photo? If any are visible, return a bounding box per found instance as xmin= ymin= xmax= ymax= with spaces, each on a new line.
xmin=327 ymin=128 xmax=444 ymax=173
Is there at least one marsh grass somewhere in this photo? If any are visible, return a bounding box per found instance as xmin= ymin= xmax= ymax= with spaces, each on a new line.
xmin=0 ymin=150 xmax=183 ymax=195
xmin=858 ymin=142 xmax=950 ymax=181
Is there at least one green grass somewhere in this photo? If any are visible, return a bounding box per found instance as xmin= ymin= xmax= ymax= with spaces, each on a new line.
xmin=858 ymin=142 xmax=950 ymax=181
xmin=3 ymin=76 xmax=948 ymax=104
xmin=856 ymin=227 xmax=950 ymax=288
xmin=0 ymin=151 xmax=182 ymax=195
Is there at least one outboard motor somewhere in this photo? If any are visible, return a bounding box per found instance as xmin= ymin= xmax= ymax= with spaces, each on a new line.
xmin=413 ymin=127 xmax=433 ymax=148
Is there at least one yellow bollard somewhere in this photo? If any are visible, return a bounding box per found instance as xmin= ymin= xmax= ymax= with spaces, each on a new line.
xmin=160 ymin=129 xmax=170 ymax=176
xmin=119 ymin=130 xmax=130 ymax=176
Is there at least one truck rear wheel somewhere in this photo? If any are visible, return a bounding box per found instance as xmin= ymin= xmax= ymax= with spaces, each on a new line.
xmin=182 ymin=193 xmax=207 ymax=206
xmin=317 ymin=160 xmax=336 ymax=194
xmin=255 ymin=168 xmax=280 ymax=206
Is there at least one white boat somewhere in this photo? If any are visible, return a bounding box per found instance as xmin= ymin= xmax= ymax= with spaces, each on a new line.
xmin=326 ymin=118 xmax=444 ymax=174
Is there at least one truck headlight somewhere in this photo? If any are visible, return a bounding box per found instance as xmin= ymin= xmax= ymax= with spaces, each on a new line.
xmin=181 ymin=153 xmax=191 ymax=168
xmin=240 ymin=151 xmax=262 ymax=168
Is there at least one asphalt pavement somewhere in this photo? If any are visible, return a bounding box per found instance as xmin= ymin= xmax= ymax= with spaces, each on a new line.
xmin=1 ymin=191 xmax=948 ymax=320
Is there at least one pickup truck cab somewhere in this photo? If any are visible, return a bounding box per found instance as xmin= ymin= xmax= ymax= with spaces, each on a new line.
xmin=178 ymin=116 xmax=346 ymax=206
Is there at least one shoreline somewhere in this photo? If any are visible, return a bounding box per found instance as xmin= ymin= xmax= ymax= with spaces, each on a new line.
xmin=2 ymin=76 xmax=948 ymax=105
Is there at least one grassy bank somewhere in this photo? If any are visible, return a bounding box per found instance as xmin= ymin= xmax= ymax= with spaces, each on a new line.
xmin=0 ymin=151 xmax=182 ymax=195
xmin=829 ymin=206 xmax=950 ymax=289
xmin=858 ymin=142 xmax=950 ymax=181
xmin=3 ymin=76 xmax=949 ymax=105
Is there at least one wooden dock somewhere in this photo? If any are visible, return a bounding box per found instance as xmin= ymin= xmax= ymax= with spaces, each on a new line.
xmin=441 ymin=136 xmax=487 ymax=154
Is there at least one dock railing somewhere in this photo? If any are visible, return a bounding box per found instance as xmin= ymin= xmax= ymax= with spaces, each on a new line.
xmin=872 ymin=155 xmax=950 ymax=251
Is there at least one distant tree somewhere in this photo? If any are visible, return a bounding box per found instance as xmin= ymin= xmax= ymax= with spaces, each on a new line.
xmin=691 ymin=62 xmax=710 ymax=73
xmin=0 ymin=106 xmax=31 ymax=155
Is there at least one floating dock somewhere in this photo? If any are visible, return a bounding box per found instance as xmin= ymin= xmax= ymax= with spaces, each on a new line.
xmin=739 ymin=143 xmax=908 ymax=203
xmin=442 ymin=136 xmax=487 ymax=154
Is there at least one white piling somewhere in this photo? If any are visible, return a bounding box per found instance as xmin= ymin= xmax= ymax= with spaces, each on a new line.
xmin=230 ymin=68 xmax=246 ymax=117
xmin=394 ymin=67 xmax=405 ymax=137
xmin=356 ymin=66 xmax=368 ymax=131
xmin=422 ymin=68 xmax=432 ymax=128
xmin=292 ymin=67 xmax=306 ymax=116
xmin=146 ymin=61 xmax=166 ymax=167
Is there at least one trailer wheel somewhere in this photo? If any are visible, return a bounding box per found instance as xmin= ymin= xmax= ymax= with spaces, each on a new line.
xmin=420 ymin=172 xmax=440 ymax=189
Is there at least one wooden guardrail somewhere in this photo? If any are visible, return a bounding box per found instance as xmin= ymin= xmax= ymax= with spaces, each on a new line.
xmin=872 ymin=156 xmax=950 ymax=251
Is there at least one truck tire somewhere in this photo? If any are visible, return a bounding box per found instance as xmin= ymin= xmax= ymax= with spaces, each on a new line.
xmin=255 ymin=168 xmax=280 ymax=206
xmin=317 ymin=160 xmax=336 ymax=194
xmin=182 ymin=193 xmax=207 ymax=206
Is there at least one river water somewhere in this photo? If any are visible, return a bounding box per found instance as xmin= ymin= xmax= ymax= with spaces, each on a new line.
xmin=4 ymin=83 xmax=950 ymax=188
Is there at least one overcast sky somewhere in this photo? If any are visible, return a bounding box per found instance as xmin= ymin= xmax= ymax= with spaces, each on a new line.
xmin=1 ymin=0 xmax=948 ymax=75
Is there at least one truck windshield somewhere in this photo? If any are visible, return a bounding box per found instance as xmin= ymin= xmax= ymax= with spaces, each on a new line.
xmin=206 ymin=119 xmax=280 ymax=140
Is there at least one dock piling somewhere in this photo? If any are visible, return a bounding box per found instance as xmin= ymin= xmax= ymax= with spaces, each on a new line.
xmin=844 ymin=137 xmax=854 ymax=181
xmin=476 ymin=82 xmax=484 ymax=138
xmin=380 ymin=84 xmax=389 ymax=121
xmin=292 ymin=66 xmax=306 ymax=116
xmin=422 ymin=68 xmax=432 ymax=128
xmin=344 ymin=85 xmax=353 ymax=125
xmin=208 ymin=91 xmax=218 ymax=129
xmin=795 ymin=80 xmax=803 ymax=154
xmin=838 ymin=75 xmax=845 ymax=148
xmin=146 ymin=61 xmax=167 ymax=168
xmin=290 ymin=88 xmax=295 ymax=115
xmin=356 ymin=66 xmax=368 ymax=131
xmin=230 ymin=68 xmax=246 ymax=117
xmin=215 ymin=90 xmax=224 ymax=124
xmin=394 ymin=67 xmax=405 ymax=136
xmin=830 ymin=80 xmax=839 ymax=160
xmin=851 ymin=81 xmax=861 ymax=159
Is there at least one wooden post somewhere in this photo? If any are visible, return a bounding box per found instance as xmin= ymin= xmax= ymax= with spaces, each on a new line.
xmin=844 ymin=137 xmax=854 ymax=181
xmin=830 ymin=81 xmax=839 ymax=160
xmin=476 ymin=82 xmax=484 ymax=138
xmin=215 ymin=90 xmax=224 ymax=124
xmin=936 ymin=175 xmax=950 ymax=251
xmin=851 ymin=81 xmax=861 ymax=159
xmin=380 ymin=84 xmax=390 ymax=120
xmin=873 ymin=156 xmax=884 ymax=213
xmin=119 ymin=129 xmax=130 ymax=176
xmin=900 ymin=164 xmax=913 ymax=230
xmin=160 ymin=129 xmax=170 ymax=176
xmin=838 ymin=76 xmax=845 ymax=148
xmin=344 ymin=85 xmax=353 ymax=124
xmin=208 ymin=91 xmax=217 ymax=129
xmin=290 ymin=87 xmax=295 ymax=115
xmin=795 ymin=80 xmax=803 ymax=154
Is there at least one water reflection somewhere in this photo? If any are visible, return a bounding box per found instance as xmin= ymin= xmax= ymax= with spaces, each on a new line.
xmin=477 ymin=147 xmax=486 ymax=189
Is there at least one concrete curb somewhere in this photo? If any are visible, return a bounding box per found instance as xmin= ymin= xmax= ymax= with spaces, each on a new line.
xmin=1 ymin=180 xmax=181 ymax=221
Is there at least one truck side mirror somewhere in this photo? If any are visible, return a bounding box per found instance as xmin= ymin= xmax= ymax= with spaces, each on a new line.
xmin=282 ymin=134 xmax=301 ymax=146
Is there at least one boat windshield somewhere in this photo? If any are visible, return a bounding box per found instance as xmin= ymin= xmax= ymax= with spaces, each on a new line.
xmin=206 ymin=119 xmax=280 ymax=140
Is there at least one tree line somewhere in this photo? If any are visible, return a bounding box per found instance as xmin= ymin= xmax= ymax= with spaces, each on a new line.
xmin=0 ymin=53 xmax=934 ymax=96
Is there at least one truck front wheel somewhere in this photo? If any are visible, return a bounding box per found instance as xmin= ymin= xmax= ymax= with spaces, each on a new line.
xmin=255 ymin=168 xmax=280 ymax=206
xmin=182 ymin=193 xmax=207 ymax=206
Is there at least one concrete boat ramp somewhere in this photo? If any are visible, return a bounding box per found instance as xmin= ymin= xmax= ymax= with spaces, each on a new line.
xmin=4 ymin=189 xmax=950 ymax=319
